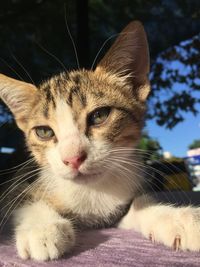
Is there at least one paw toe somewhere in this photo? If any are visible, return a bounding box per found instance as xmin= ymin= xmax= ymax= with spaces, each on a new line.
xmin=16 ymin=219 xmax=75 ymax=261
xmin=16 ymin=232 xmax=30 ymax=260
xmin=149 ymin=232 xmax=155 ymax=243
xmin=29 ymin=238 xmax=50 ymax=261
xmin=45 ymin=242 xmax=60 ymax=260
xmin=173 ymin=234 xmax=181 ymax=251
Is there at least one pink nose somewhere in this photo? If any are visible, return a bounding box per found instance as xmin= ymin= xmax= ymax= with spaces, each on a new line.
xmin=62 ymin=152 xmax=87 ymax=170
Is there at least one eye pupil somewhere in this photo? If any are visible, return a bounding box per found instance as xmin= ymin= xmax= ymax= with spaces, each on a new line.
xmin=35 ymin=126 xmax=54 ymax=140
xmin=88 ymin=107 xmax=111 ymax=126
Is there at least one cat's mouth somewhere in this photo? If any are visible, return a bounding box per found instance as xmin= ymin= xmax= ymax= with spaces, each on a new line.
xmin=73 ymin=171 xmax=102 ymax=183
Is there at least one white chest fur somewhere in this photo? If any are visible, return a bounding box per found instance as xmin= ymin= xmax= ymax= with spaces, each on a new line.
xmin=42 ymin=171 xmax=139 ymax=226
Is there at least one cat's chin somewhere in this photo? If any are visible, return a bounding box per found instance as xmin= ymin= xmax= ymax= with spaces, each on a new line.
xmin=73 ymin=171 xmax=102 ymax=184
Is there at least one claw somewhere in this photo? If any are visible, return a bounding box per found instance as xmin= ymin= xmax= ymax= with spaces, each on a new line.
xmin=149 ymin=232 xmax=155 ymax=243
xmin=173 ymin=234 xmax=181 ymax=251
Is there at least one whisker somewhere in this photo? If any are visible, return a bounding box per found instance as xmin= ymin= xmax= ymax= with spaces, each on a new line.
xmin=102 ymin=158 xmax=146 ymax=195
xmin=108 ymin=154 xmax=191 ymax=204
xmin=0 ymin=168 xmax=42 ymax=203
xmin=64 ymin=4 xmax=80 ymax=69
xmin=0 ymin=166 xmax=38 ymax=186
xmin=33 ymin=40 xmax=67 ymax=73
xmin=0 ymin=178 xmax=41 ymax=231
xmin=1 ymin=182 xmax=34 ymax=212
xmin=91 ymin=31 xmax=143 ymax=70
xmin=91 ymin=33 xmax=119 ymax=70
xmin=0 ymin=56 xmax=25 ymax=81
xmin=111 ymin=147 xmax=191 ymax=190
xmin=39 ymin=176 xmax=52 ymax=202
xmin=106 ymin=156 xmax=175 ymax=203
xmin=104 ymin=160 xmax=150 ymax=204
xmin=0 ymin=169 xmax=51 ymax=231
xmin=10 ymin=52 xmax=36 ymax=86
xmin=0 ymin=158 xmax=34 ymax=175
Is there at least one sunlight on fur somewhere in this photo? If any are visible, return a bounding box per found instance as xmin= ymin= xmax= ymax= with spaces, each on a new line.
xmin=0 ymin=21 xmax=200 ymax=262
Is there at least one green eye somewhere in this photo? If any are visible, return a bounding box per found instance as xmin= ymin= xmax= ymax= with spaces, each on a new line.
xmin=88 ymin=107 xmax=111 ymax=126
xmin=35 ymin=126 xmax=55 ymax=140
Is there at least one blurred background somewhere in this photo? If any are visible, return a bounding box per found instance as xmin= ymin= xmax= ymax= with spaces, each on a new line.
xmin=0 ymin=0 xmax=200 ymax=194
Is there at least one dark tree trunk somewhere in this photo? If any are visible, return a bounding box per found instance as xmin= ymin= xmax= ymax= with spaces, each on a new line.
xmin=76 ymin=0 xmax=90 ymax=69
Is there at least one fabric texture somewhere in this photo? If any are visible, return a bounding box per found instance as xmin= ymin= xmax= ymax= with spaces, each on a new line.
xmin=0 ymin=228 xmax=200 ymax=267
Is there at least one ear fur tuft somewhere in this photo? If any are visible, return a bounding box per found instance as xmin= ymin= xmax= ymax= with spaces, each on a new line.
xmin=97 ymin=21 xmax=150 ymax=101
xmin=0 ymin=74 xmax=38 ymax=127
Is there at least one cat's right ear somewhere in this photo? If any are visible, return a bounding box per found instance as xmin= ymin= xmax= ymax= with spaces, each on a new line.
xmin=96 ymin=21 xmax=150 ymax=102
xmin=0 ymin=74 xmax=38 ymax=129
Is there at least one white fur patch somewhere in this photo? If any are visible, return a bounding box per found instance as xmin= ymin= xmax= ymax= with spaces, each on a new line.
xmin=15 ymin=201 xmax=75 ymax=261
xmin=55 ymin=100 xmax=78 ymax=140
xmin=55 ymin=100 xmax=86 ymax=159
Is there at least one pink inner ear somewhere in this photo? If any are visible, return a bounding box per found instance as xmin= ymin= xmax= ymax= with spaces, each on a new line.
xmin=0 ymin=74 xmax=38 ymax=117
xmin=4 ymin=92 xmax=31 ymax=115
xmin=9 ymin=96 xmax=25 ymax=111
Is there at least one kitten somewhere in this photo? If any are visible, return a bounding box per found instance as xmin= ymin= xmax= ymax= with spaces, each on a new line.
xmin=0 ymin=21 xmax=200 ymax=261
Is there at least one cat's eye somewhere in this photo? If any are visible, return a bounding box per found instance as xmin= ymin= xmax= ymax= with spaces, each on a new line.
xmin=88 ymin=107 xmax=111 ymax=126
xmin=34 ymin=126 xmax=55 ymax=140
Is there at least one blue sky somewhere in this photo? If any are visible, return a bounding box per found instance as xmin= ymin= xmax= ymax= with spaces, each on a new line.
xmin=147 ymin=38 xmax=200 ymax=159
xmin=147 ymin=111 xmax=200 ymax=158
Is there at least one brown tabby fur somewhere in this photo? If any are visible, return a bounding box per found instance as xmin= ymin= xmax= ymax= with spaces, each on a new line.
xmin=1 ymin=21 xmax=200 ymax=262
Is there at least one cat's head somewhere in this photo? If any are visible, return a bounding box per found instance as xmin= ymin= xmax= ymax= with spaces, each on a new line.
xmin=0 ymin=21 xmax=150 ymax=184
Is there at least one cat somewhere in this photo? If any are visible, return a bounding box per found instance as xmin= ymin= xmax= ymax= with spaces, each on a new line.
xmin=0 ymin=21 xmax=200 ymax=261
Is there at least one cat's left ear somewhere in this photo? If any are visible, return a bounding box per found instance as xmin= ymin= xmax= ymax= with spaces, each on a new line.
xmin=96 ymin=21 xmax=150 ymax=102
xmin=0 ymin=74 xmax=38 ymax=129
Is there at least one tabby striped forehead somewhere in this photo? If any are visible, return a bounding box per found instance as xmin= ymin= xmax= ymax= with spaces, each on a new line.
xmin=38 ymin=69 xmax=142 ymax=121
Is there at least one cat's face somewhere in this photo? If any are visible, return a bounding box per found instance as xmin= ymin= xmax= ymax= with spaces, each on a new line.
xmin=0 ymin=21 xmax=150 ymax=184
xmin=22 ymin=68 xmax=145 ymax=182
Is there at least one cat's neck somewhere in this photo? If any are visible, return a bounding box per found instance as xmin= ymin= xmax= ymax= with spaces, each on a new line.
xmin=35 ymin=167 xmax=143 ymax=217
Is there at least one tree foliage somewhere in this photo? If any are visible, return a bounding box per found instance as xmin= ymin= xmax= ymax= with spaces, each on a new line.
xmin=149 ymin=35 xmax=200 ymax=128
xmin=138 ymin=132 xmax=163 ymax=161
xmin=188 ymin=139 xmax=200 ymax=149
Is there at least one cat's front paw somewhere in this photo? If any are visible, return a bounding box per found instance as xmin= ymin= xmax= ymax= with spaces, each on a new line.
xmin=147 ymin=207 xmax=200 ymax=251
xmin=16 ymin=219 xmax=75 ymax=261
xmin=149 ymin=231 xmax=182 ymax=251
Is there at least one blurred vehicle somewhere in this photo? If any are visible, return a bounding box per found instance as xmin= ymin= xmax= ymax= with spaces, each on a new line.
xmin=185 ymin=153 xmax=200 ymax=191
xmin=147 ymin=159 xmax=193 ymax=192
